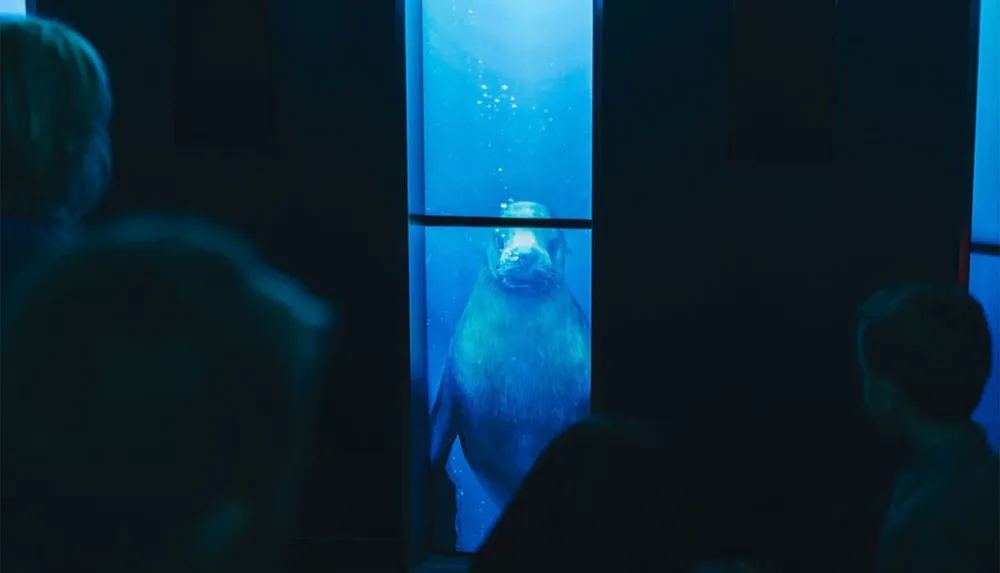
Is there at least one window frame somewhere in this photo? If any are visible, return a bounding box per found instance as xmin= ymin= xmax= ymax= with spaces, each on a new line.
xmin=402 ymin=0 xmax=601 ymax=569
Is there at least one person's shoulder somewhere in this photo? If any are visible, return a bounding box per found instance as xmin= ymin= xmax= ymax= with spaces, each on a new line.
xmin=878 ymin=454 xmax=999 ymax=573
xmin=904 ymin=451 xmax=999 ymax=543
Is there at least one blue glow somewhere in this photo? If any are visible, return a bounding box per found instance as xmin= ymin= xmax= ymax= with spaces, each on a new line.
xmin=970 ymin=253 xmax=1000 ymax=451
xmin=970 ymin=0 xmax=998 ymax=453
xmin=423 ymin=226 xmax=591 ymax=551
xmin=407 ymin=0 xmax=595 ymax=553
xmin=417 ymin=0 xmax=593 ymax=219
xmin=972 ymin=0 xmax=998 ymax=244
xmin=0 ymin=0 xmax=26 ymax=15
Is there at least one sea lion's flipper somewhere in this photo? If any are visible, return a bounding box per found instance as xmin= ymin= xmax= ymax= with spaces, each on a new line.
xmin=429 ymin=364 xmax=459 ymax=468
xmin=429 ymin=365 xmax=460 ymax=550
xmin=573 ymin=296 xmax=591 ymax=329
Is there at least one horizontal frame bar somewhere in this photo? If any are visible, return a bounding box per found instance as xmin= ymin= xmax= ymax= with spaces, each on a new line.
xmin=971 ymin=242 xmax=1000 ymax=256
xmin=409 ymin=214 xmax=593 ymax=229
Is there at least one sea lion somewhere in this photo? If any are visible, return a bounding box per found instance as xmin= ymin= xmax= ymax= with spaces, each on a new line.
xmin=429 ymin=200 xmax=592 ymax=514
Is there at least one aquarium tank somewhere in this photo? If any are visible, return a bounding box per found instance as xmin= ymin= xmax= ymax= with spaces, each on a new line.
xmin=970 ymin=0 xmax=999 ymax=451
xmin=406 ymin=0 xmax=594 ymax=553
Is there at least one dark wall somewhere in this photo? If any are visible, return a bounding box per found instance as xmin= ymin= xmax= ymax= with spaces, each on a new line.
xmin=268 ymin=1 xmax=410 ymax=569
xmin=34 ymin=0 xmax=410 ymax=570
xmin=599 ymin=0 xmax=976 ymax=571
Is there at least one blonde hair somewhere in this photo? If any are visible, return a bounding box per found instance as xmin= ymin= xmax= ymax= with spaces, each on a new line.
xmin=1 ymin=15 xmax=112 ymax=224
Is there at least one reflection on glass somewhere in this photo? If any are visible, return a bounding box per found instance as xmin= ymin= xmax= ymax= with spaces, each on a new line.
xmin=419 ymin=0 xmax=593 ymax=219
xmin=972 ymin=0 xmax=998 ymax=244
xmin=424 ymin=211 xmax=592 ymax=552
xmin=970 ymin=253 xmax=999 ymax=451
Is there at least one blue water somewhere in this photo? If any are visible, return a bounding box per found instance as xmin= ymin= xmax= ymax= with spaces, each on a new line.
xmin=970 ymin=0 xmax=999 ymax=452
xmin=419 ymin=0 xmax=593 ymax=220
xmin=0 ymin=0 xmax=26 ymax=16
xmin=409 ymin=0 xmax=594 ymax=552
xmin=424 ymin=227 xmax=591 ymax=551
xmin=972 ymin=0 xmax=998 ymax=245
xmin=970 ymin=254 xmax=1000 ymax=451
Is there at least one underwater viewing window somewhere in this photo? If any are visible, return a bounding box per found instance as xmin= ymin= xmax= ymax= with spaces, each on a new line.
xmin=969 ymin=0 xmax=999 ymax=451
xmin=405 ymin=0 xmax=595 ymax=555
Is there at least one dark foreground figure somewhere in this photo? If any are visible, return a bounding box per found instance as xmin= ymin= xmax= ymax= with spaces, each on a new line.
xmin=468 ymin=417 xmax=771 ymax=573
xmin=858 ymin=283 xmax=998 ymax=573
xmin=470 ymin=417 xmax=778 ymax=572
xmin=1 ymin=217 xmax=332 ymax=573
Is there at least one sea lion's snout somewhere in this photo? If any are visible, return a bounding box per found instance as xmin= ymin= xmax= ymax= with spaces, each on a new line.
xmin=491 ymin=228 xmax=562 ymax=291
xmin=497 ymin=240 xmax=548 ymax=285
xmin=500 ymin=242 xmax=545 ymax=279
xmin=486 ymin=201 xmax=565 ymax=292
xmin=513 ymin=250 xmax=538 ymax=270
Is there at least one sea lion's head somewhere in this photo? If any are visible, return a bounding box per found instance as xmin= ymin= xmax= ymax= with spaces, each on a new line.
xmin=487 ymin=201 xmax=567 ymax=293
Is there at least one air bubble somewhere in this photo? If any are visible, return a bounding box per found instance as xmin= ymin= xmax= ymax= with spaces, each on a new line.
xmin=497 ymin=167 xmax=503 ymax=172
xmin=501 ymin=84 xmax=509 ymax=90
xmin=511 ymin=103 xmax=518 ymax=109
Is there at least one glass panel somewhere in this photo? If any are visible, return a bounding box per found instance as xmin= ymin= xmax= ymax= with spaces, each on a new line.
xmin=970 ymin=253 xmax=999 ymax=451
xmin=972 ymin=0 xmax=999 ymax=244
xmin=422 ymin=222 xmax=592 ymax=552
xmin=0 ymin=0 xmax=26 ymax=15
xmin=418 ymin=0 xmax=594 ymax=219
